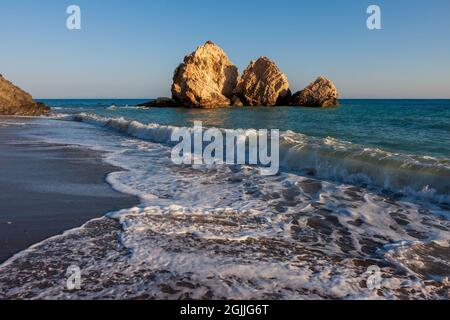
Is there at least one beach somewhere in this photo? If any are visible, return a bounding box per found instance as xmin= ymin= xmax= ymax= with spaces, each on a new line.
xmin=0 ymin=102 xmax=448 ymax=300
xmin=0 ymin=117 xmax=139 ymax=263
xmin=1 ymin=0 xmax=449 ymax=305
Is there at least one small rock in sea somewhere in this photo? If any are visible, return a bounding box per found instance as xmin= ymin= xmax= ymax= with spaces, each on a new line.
xmin=230 ymin=95 xmax=244 ymax=107
xmin=289 ymin=76 xmax=339 ymax=107
xmin=137 ymin=97 xmax=178 ymax=108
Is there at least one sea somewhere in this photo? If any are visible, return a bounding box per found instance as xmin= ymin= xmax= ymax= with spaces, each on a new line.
xmin=0 ymin=99 xmax=448 ymax=299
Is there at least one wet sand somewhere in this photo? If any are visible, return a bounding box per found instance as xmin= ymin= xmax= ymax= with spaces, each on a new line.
xmin=0 ymin=118 xmax=139 ymax=263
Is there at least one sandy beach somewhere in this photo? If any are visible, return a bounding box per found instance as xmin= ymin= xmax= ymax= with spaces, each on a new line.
xmin=0 ymin=117 xmax=139 ymax=263
xmin=0 ymin=111 xmax=447 ymax=300
xmin=1 ymin=0 xmax=450 ymax=306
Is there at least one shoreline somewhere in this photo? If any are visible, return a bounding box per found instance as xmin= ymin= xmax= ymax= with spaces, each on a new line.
xmin=0 ymin=117 xmax=140 ymax=263
xmin=0 ymin=115 xmax=448 ymax=300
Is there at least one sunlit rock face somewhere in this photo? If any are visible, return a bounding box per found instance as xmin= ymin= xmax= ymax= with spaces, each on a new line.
xmin=290 ymin=76 xmax=339 ymax=107
xmin=234 ymin=57 xmax=291 ymax=106
xmin=171 ymin=41 xmax=239 ymax=108
xmin=0 ymin=74 xmax=50 ymax=116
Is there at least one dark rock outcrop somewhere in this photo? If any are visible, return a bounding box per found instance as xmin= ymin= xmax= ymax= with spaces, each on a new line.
xmin=171 ymin=41 xmax=239 ymax=108
xmin=230 ymin=95 xmax=244 ymax=107
xmin=0 ymin=75 xmax=50 ymax=116
xmin=234 ymin=57 xmax=291 ymax=106
xmin=137 ymin=97 xmax=178 ymax=108
xmin=290 ymin=76 xmax=339 ymax=107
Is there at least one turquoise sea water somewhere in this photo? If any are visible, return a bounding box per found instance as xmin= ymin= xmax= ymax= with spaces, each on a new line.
xmin=40 ymin=99 xmax=450 ymax=158
xmin=2 ymin=99 xmax=447 ymax=299
xmin=37 ymin=98 xmax=450 ymax=202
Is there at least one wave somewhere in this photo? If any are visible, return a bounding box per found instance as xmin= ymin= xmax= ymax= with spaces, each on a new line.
xmin=2 ymin=113 xmax=448 ymax=299
xmin=58 ymin=112 xmax=450 ymax=204
xmin=279 ymin=131 xmax=450 ymax=203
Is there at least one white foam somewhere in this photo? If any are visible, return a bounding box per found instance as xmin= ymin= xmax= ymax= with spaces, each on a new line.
xmin=0 ymin=115 xmax=448 ymax=300
xmin=57 ymin=113 xmax=450 ymax=204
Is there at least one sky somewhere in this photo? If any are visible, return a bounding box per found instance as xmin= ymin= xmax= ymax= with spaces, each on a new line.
xmin=0 ymin=0 xmax=449 ymax=99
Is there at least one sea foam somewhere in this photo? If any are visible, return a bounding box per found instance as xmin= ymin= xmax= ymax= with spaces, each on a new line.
xmin=64 ymin=112 xmax=450 ymax=204
xmin=0 ymin=115 xmax=448 ymax=299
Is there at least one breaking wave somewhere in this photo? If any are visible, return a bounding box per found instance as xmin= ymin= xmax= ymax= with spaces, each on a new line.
xmin=61 ymin=112 xmax=450 ymax=204
xmin=1 ymin=114 xmax=448 ymax=300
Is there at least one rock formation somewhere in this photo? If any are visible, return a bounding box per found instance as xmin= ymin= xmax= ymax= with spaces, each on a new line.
xmin=289 ymin=76 xmax=339 ymax=107
xmin=171 ymin=41 xmax=239 ymax=108
xmin=234 ymin=57 xmax=291 ymax=106
xmin=230 ymin=95 xmax=244 ymax=107
xmin=137 ymin=97 xmax=178 ymax=108
xmin=0 ymin=74 xmax=50 ymax=116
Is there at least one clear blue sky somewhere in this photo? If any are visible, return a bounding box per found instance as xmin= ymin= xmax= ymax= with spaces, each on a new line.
xmin=1 ymin=0 xmax=449 ymax=99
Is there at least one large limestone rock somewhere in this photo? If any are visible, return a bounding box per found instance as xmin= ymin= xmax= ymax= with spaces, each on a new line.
xmin=234 ymin=57 xmax=291 ymax=106
xmin=0 ymin=75 xmax=50 ymax=116
xmin=290 ymin=76 xmax=339 ymax=107
xmin=171 ymin=41 xmax=239 ymax=108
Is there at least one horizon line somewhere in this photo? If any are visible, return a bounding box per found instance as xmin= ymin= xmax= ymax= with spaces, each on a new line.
xmin=35 ymin=97 xmax=450 ymax=100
